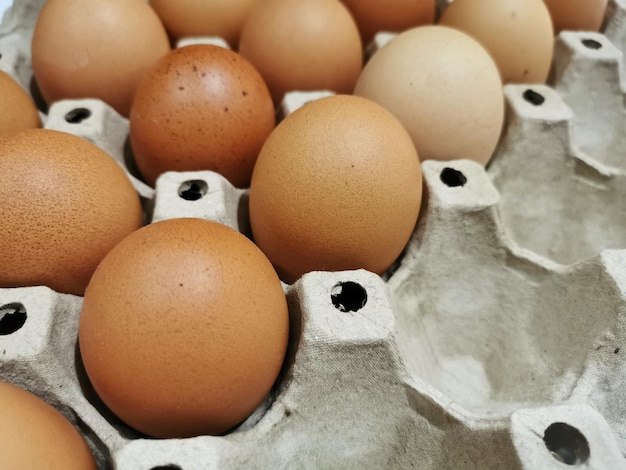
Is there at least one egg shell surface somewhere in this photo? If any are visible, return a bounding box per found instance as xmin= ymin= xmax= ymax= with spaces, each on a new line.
xmin=438 ymin=0 xmax=554 ymax=84
xmin=149 ymin=0 xmax=261 ymax=48
xmin=130 ymin=44 xmax=275 ymax=188
xmin=340 ymin=0 xmax=435 ymax=44
xmin=31 ymin=0 xmax=171 ymax=116
xmin=0 ymin=129 xmax=144 ymax=296
xmin=0 ymin=380 xmax=97 ymax=469
xmin=354 ymin=25 xmax=504 ymax=166
xmin=238 ymin=0 xmax=363 ymax=103
xmin=543 ymin=0 xmax=608 ymax=34
xmin=79 ymin=218 xmax=289 ymax=438
xmin=0 ymin=71 xmax=40 ymax=134
xmin=249 ymin=94 xmax=423 ymax=284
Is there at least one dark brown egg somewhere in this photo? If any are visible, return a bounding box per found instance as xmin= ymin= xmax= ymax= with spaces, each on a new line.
xmin=0 ymin=129 xmax=143 ymax=295
xmin=79 ymin=218 xmax=289 ymax=438
xmin=129 ymin=44 xmax=275 ymax=188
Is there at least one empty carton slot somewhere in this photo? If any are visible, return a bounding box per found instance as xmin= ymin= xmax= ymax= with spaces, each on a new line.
xmin=522 ymin=89 xmax=545 ymax=106
xmin=440 ymin=167 xmax=467 ymax=187
xmin=331 ymin=281 xmax=367 ymax=312
xmin=64 ymin=107 xmax=92 ymax=124
xmin=543 ymin=422 xmax=590 ymax=465
xmin=581 ymin=38 xmax=602 ymax=50
xmin=150 ymin=466 xmax=183 ymax=470
xmin=178 ymin=179 xmax=208 ymax=201
xmin=0 ymin=302 xmax=27 ymax=335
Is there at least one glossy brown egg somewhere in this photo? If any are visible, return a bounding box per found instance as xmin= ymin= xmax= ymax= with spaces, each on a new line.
xmin=0 ymin=129 xmax=143 ymax=296
xmin=238 ymin=0 xmax=362 ymax=103
xmin=31 ymin=0 xmax=170 ymax=116
xmin=149 ymin=0 xmax=260 ymax=48
xmin=0 ymin=71 xmax=40 ymax=134
xmin=340 ymin=0 xmax=435 ymax=44
xmin=438 ymin=0 xmax=554 ymax=84
xmin=249 ymin=95 xmax=422 ymax=284
xmin=0 ymin=381 xmax=97 ymax=469
xmin=129 ymin=44 xmax=275 ymax=188
xmin=79 ymin=218 xmax=289 ymax=438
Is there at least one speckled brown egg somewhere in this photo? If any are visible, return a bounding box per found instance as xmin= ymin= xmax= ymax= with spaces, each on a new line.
xmin=0 ymin=381 xmax=97 ymax=469
xmin=340 ymin=0 xmax=436 ymax=44
xmin=149 ymin=0 xmax=261 ymax=48
xmin=0 ymin=129 xmax=143 ymax=296
xmin=238 ymin=0 xmax=363 ymax=103
xmin=79 ymin=218 xmax=289 ymax=438
xmin=0 ymin=71 xmax=40 ymax=134
xmin=129 ymin=44 xmax=275 ymax=188
xmin=31 ymin=0 xmax=171 ymax=116
xmin=249 ymin=95 xmax=423 ymax=284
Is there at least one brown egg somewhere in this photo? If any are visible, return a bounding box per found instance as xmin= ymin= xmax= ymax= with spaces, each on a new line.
xmin=79 ymin=218 xmax=289 ymax=438
xmin=0 ymin=129 xmax=143 ymax=296
xmin=543 ymin=0 xmax=608 ymax=34
xmin=249 ymin=95 xmax=422 ymax=284
xmin=130 ymin=45 xmax=275 ymax=188
xmin=354 ymin=26 xmax=504 ymax=165
xmin=438 ymin=0 xmax=554 ymax=84
xmin=238 ymin=0 xmax=362 ymax=103
xmin=0 ymin=381 xmax=96 ymax=469
xmin=0 ymin=71 xmax=40 ymax=134
xmin=31 ymin=0 xmax=170 ymax=116
xmin=149 ymin=0 xmax=260 ymax=48
xmin=340 ymin=0 xmax=435 ymax=44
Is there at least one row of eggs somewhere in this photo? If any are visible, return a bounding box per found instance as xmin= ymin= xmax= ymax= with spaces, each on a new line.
xmin=0 ymin=0 xmax=615 ymax=468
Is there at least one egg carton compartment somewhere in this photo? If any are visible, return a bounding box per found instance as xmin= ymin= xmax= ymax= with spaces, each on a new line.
xmin=1 ymin=0 xmax=626 ymax=468
xmin=2 ymin=159 xmax=626 ymax=468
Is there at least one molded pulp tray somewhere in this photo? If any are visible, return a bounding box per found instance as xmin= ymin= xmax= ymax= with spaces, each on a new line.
xmin=1 ymin=0 xmax=626 ymax=468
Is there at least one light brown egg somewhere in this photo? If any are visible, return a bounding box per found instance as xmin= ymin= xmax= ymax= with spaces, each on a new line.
xmin=340 ymin=0 xmax=435 ymax=44
xmin=149 ymin=0 xmax=260 ymax=48
xmin=438 ymin=0 xmax=554 ymax=84
xmin=238 ymin=0 xmax=362 ymax=103
xmin=0 ymin=71 xmax=40 ymax=134
xmin=249 ymin=95 xmax=422 ymax=284
xmin=0 ymin=129 xmax=143 ymax=296
xmin=543 ymin=0 xmax=608 ymax=34
xmin=0 ymin=381 xmax=96 ymax=469
xmin=31 ymin=0 xmax=170 ymax=116
xmin=130 ymin=45 xmax=275 ymax=188
xmin=354 ymin=26 xmax=504 ymax=166
xmin=79 ymin=218 xmax=289 ymax=438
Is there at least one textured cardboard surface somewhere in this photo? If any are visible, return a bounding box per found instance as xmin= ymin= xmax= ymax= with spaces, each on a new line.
xmin=0 ymin=1 xmax=625 ymax=469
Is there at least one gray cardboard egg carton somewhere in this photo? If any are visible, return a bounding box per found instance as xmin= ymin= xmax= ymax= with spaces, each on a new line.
xmin=2 ymin=1 xmax=626 ymax=469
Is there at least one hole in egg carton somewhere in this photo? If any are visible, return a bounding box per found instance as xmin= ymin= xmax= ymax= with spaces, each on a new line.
xmin=582 ymin=38 xmax=603 ymax=50
xmin=543 ymin=422 xmax=590 ymax=466
xmin=330 ymin=281 xmax=368 ymax=312
xmin=178 ymin=179 xmax=208 ymax=201
xmin=439 ymin=167 xmax=467 ymax=187
xmin=0 ymin=302 xmax=26 ymax=335
xmin=150 ymin=466 xmax=183 ymax=470
xmin=65 ymin=107 xmax=92 ymax=124
xmin=522 ymin=89 xmax=546 ymax=106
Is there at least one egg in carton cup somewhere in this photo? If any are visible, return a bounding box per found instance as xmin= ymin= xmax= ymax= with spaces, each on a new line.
xmin=2 ymin=1 xmax=626 ymax=469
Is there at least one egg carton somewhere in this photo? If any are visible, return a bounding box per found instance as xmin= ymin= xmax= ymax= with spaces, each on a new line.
xmin=1 ymin=0 xmax=626 ymax=469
